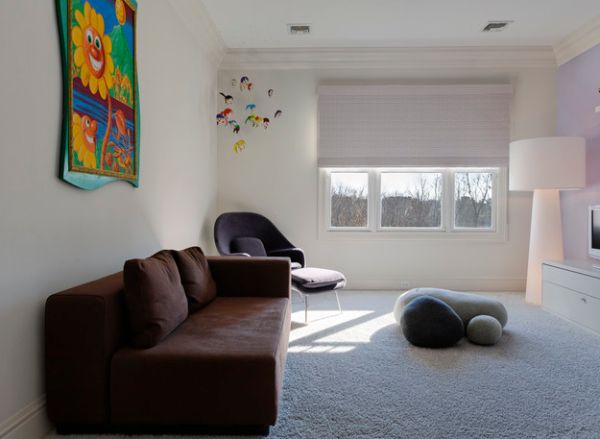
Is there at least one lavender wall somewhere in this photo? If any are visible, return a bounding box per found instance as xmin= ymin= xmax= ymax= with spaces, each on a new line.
xmin=557 ymin=44 xmax=600 ymax=261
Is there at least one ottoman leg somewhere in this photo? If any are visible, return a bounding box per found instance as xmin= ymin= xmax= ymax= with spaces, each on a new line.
xmin=304 ymin=295 xmax=309 ymax=323
xmin=335 ymin=290 xmax=342 ymax=314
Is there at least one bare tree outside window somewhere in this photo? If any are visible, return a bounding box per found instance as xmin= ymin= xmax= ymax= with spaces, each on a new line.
xmin=454 ymin=172 xmax=494 ymax=228
xmin=330 ymin=173 xmax=368 ymax=227
xmin=380 ymin=173 xmax=442 ymax=227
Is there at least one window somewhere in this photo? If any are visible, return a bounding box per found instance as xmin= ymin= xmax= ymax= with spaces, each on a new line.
xmin=330 ymin=172 xmax=369 ymax=228
xmin=454 ymin=172 xmax=494 ymax=229
xmin=321 ymin=168 xmax=506 ymax=240
xmin=380 ymin=172 xmax=442 ymax=228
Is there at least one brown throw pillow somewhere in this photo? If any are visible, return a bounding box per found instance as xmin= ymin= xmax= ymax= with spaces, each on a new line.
xmin=123 ymin=250 xmax=189 ymax=348
xmin=171 ymin=247 xmax=217 ymax=312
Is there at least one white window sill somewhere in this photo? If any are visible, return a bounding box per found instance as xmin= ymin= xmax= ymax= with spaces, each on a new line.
xmin=320 ymin=228 xmax=507 ymax=242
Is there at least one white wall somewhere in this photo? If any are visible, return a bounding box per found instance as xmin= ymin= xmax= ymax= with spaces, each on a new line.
xmin=217 ymin=67 xmax=556 ymax=291
xmin=0 ymin=0 xmax=222 ymax=435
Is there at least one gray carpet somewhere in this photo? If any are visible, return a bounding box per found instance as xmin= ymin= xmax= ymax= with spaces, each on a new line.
xmin=47 ymin=291 xmax=600 ymax=439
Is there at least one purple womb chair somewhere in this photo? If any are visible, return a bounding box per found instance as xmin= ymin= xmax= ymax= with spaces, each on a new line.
xmin=214 ymin=212 xmax=345 ymax=322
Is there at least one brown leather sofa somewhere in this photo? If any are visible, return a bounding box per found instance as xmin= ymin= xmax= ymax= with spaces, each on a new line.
xmin=45 ymin=256 xmax=291 ymax=435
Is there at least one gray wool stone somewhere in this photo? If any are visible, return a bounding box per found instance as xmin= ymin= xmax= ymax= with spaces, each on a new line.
xmin=466 ymin=315 xmax=503 ymax=345
xmin=394 ymin=288 xmax=508 ymax=328
xmin=400 ymin=296 xmax=464 ymax=348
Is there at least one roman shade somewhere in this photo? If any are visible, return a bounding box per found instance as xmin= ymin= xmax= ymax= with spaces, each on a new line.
xmin=318 ymin=85 xmax=512 ymax=167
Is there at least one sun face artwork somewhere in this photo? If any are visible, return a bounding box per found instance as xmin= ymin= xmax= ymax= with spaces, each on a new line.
xmin=56 ymin=0 xmax=139 ymax=189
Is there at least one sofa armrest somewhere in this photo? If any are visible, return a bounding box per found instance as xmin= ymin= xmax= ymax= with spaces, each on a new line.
xmin=207 ymin=256 xmax=291 ymax=298
xmin=45 ymin=272 xmax=125 ymax=426
xmin=268 ymin=247 xmax=305 ymax=268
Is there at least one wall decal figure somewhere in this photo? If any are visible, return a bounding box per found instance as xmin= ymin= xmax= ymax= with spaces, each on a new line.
xmin=217 ymin=76 xmax=283 ymax=153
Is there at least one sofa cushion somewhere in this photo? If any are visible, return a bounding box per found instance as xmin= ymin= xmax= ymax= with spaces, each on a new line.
xmin=171 ymin=247 xmax=216 ymax=312
xmin=123 ymin=251 xmax=188 ymax=349
xmin=111 ymin=297 xmax=291 ymax=426
xmin=231 ymin=237 xmax=267 ymax=256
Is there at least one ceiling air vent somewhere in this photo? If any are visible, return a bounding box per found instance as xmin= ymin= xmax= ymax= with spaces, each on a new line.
xmin=288 ymin=24 xmax=311 ymax=35
xmin=482 ymin=21 xmax=513 ymax=32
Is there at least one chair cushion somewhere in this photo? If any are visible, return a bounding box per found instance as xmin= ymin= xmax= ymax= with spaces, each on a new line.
xmin=111 ymin=297 xmax=291 ymax=426
xmin=231 ymin=237 xmax=267 ymax=257
xmin=171 ymin=247 xmax=216 ymax=312
xmin=292 ymin=267 xmax=346 ymax=290
xmin=123 ymin=251 xmax=189 ymax=349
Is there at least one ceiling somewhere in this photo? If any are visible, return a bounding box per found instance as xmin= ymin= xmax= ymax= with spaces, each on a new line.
xmin=201 ymin=0 xmax=600 ymax=49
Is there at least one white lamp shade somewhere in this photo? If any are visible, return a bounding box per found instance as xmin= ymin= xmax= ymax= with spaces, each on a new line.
xmin=509 ymin=137 xmax=586 ymax=191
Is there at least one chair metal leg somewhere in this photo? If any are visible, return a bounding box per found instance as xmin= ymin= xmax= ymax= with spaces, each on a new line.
xmin=335 ymin=290 xmax=342 ymax=314
xmin=304 ymin=295 xmax=308 ymax=323
xmin=293 ymin=287 xmax=342 ymax=324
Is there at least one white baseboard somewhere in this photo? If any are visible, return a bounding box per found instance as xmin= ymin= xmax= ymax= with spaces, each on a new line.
xmin=346 ymin=277 xmax=526 ymax=292
xmin=0 ymin=396 xmax=51 ymax=439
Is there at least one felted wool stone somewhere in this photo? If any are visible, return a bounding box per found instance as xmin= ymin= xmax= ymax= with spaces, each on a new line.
xmin=400 ymin=296 xmax=464 ymax=348
xmin=395 ymin=288 xmax=508 ymax=328
xmin=466 ymin=315 xmax=503 ymax=346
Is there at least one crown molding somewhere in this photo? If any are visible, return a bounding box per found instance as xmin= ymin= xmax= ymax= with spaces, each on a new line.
xmin=220 ymin=46 xmax=556 ymax=71
xmin=318 ymin=84 xmax=513 ymax=96
xmin=554 ymin=15 xmax=600 ymax=65
xmin=168 ymin=0 xmax=226 ymax=65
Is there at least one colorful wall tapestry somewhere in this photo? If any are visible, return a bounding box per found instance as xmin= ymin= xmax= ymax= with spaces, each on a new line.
xmin=56 ymin=0 xmax=140 ymax=189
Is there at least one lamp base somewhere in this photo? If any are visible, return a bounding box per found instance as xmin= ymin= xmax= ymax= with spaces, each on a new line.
xmin=525 ymin=189 xmax=564 ymax=304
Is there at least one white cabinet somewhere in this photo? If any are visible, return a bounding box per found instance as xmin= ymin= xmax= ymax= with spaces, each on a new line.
xmin=542 ymin=260 xmax=600 ymax=335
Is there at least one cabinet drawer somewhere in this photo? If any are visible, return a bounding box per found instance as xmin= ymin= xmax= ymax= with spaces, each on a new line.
xmin=543 ymin=281 xmax=600 ymax=334
xmin=543 ymin=265 xmax=600 ymax=300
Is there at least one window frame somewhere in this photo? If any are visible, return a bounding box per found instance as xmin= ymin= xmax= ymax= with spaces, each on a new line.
xmin=319 ymin=167 xmax=507 ymax=241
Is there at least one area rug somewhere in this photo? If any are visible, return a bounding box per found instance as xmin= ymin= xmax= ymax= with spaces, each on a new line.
xmin=46 ymin=291 xmax=600 ymax=438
